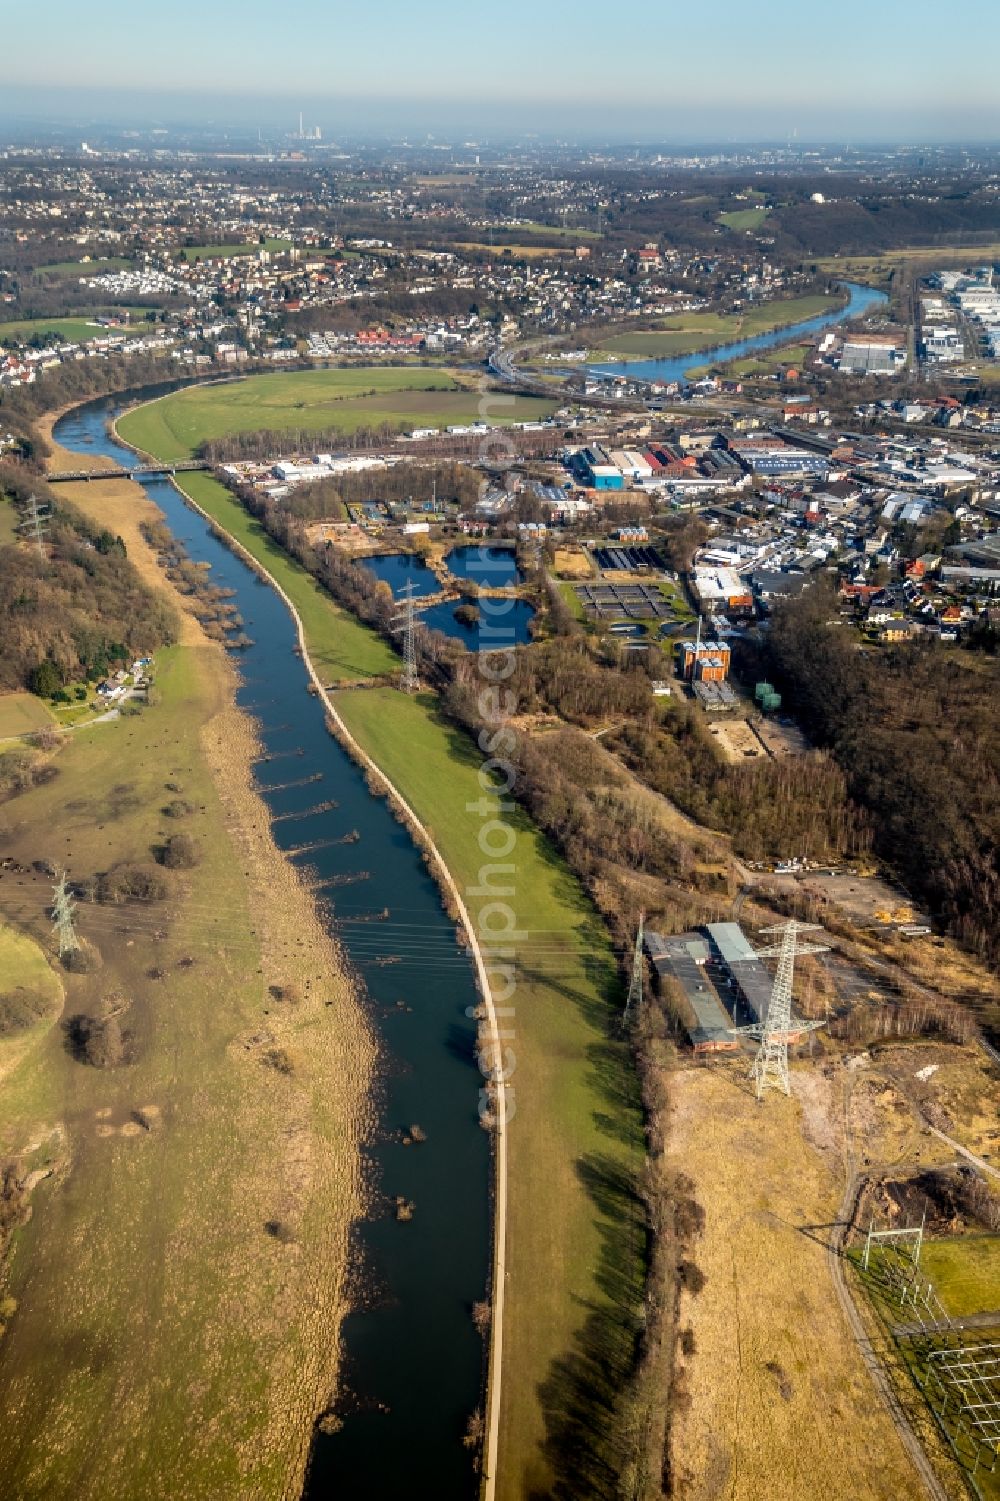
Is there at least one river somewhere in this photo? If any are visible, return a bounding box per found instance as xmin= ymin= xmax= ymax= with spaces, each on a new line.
xmin=588 ymin=281 xmax=888 ymax=384
xmin=53 ymin=393 xmax=489 ymax=1500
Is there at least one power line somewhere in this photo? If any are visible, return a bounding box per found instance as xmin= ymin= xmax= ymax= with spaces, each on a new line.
xmin=50 ymin=869 xmax=80 ymax=958
xmin=732 ymin=919 xmax=828 ymax=1099
xmin=623 ymin=911 xmax=643 ymax=1024
xmin=17 ymin=495 xmax=50 ymax=559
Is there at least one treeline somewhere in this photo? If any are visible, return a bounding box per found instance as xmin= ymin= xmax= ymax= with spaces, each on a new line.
xmin=767 ymin=583 xmax=1000 ymax=967
xmin=270 ymin=460 xmax=483 ymax=524
xmin=0 ymin=465 xmax=177 ymax=692
xmin=611 ymin=708 xmax=873 ymax=864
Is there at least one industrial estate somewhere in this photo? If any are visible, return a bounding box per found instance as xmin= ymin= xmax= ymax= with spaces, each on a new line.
xmin=0 ymin=28 xmax=998 ymax=1501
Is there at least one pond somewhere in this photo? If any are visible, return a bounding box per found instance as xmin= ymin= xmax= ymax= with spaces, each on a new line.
xmin=445 ymin=544 xmax=524 ymax=588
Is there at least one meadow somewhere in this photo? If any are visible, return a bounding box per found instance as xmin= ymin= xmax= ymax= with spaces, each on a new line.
xmin=0 ymin=311 xmax=158 ymax=345
xmin=180 ymin=238 xmax=292 ymax=261
xmin=718 ymin=206 xmax=771 ymax=231
xmin=117 ymin=367 xmax=557 ymax=461
xmin=0 ymin=639 xmax=369 ymax=1500
xmin=589 ymin=292 xmax=838 ymax=359
xmin=0 ymin=693 xmax=56 ymax=740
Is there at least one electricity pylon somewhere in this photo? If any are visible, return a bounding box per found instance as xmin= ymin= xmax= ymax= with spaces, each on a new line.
xmin=623 ymin=911 xmax=644 ymax=1023
xmin=391 ymin=580 xmax=420 ymax=694
xmin=736 ymin=919 xmax=828 ymax=1098
xmin=51 ymin=870 xmax=80 ymax=959
xmin=18 ymin=495 xmax=50 ymax=559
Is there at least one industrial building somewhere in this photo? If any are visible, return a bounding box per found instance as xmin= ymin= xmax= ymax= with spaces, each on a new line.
xmin=690 ymin=566 xmax=754 ymax=613
xmin=675 ymin=637 xmax=732 ymax=681
xmin=644 ymin=931 xmax=740 ymax=1053
xmin=706 ymin=922 xmax=806 ymax=1040
xmin=570 ymin=445 xmax=625 ymax=491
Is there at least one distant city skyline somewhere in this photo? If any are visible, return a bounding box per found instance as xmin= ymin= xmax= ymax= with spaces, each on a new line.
xmin=4 ymin=0 xmax=1000 ymax=142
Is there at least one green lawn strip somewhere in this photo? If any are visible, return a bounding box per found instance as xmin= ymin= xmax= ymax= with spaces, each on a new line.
xmin=117 ymin=367 xmax=556 ymax=461
xmin=0 ymin=692 xmax=56 ymax=738
xmin=173 ymin=473 xmax=398 ymax=682
xmin=918 ymin=1236 xmax=1000 ymax=1318
xmin=0 ymin=642 xmax=335 ymax=1497
xmin=554 ymin=578 xmax=586 ymax=621
xmin=333 ymin=687 xmax=645 ymax=1499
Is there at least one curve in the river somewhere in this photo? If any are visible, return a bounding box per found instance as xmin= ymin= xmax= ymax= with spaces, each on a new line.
xmin=53 ymin=391 xmax=495 ymax=1501
xmin=588 ymin=281 xmax=888 ymax=384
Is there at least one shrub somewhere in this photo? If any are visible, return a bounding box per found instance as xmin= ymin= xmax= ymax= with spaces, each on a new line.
xmin=160 ymin=833 xmax=201 ymax=870
xmin=162 ymin=799 xmax=194 ymax=819
xmin=66 ymin=1012 xmax=127 ymax=1068
xmin=63 ymin=940 xmax=101 ymax=973
xmin=96 ymin=863 xmax=169 ymax=904
xmin=0 ymin=990 xmax=49 ymax=1037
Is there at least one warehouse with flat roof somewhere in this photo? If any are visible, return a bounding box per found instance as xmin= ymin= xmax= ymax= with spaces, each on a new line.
xmin=645 ymin=930 xmax=740 ymax=1053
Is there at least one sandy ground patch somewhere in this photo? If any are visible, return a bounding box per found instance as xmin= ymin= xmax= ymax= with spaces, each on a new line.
xmin=707 ymin=718 xmax=766 ymax=763
xmin=665 ymin=1063 xmax=923 ymax=1501
xmin=553 ymin=547 xmax=594 ymax=579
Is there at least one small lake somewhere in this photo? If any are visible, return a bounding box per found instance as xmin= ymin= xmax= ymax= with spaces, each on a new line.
xmin=588 ymin=281 xmax=888 ymax=385
xmin=421 ymin=597 xmax=536 ymax=649
xmin=358 ymin=551 xmax=439 ymax=599
xmin=445 ymin=545 xmax=524 ymax=588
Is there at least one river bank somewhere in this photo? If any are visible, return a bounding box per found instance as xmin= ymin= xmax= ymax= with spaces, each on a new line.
xmin=52 ymin=393 xmax=495 ymax=1498
xmin=0 ymin=419 xmax=375 ymax=1498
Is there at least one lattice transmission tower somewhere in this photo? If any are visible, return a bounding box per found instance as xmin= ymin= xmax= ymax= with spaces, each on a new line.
xmin=391 ymin=580 xmax=420 ymax=694
xmin=623 ymin=911 xmax=644 ymax=1023
xmin=51 ymin=870 xmax=80 ymax=959
xmin=735 ymin=919 xmax=828 ymax=1098
xmin=18 ymin=495 xmax=50 ymax=559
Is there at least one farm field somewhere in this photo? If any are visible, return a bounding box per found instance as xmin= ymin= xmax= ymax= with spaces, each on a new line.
xmin=0 ymin=636 xmax=370 ymax=1501
xmin=663 ymin=1064 xmax=922 ymax=1501
xmin=333 ymin=687 xmax=645 ymax=1501
xmin=117 ymin=367 xmax=557 ymax=461
xmin=589 ymin=293 xmax=839 ymax=359
xmin=0 ymin=692 xmax=56 ymax=739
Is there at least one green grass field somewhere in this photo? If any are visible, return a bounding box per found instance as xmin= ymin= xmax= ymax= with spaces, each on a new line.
xmin=180 ymin=239 xmax=292 ymax=262
xmin=590 ymin=292 xmax=839 ymax=359
xmin=34 ymin=258 xmax=130 ymax=278
xmin=920 ymin=1236 xmax=1000 ymax=1318
xmin=0 ymin=693 xmax=56 ymax=739
xmin=333 ymin=689 xmax=645 ymax=1500
xmin=718 ymin=206 xmax=771 ymax=231
xmin=0 ymin=311 xmax=158 ymax=346
xmin=117 ymin=368 xmax=557 ymax=462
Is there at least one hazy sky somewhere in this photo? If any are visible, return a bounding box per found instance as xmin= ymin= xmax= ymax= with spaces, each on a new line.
xmin=3 ymin=0 xmax=999 ymax=141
